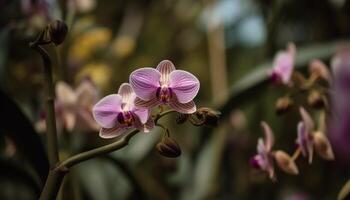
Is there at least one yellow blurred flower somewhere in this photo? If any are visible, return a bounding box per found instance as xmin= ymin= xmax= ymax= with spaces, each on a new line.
xmin=111 ymin=35 xmax=136 ymax=58
xmin=69 ymin=27 xmax=112 ymax=62
xmin=76 ymin=62 xmax=112 ymax=90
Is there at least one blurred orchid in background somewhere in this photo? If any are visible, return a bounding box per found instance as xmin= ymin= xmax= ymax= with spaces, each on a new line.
xmin=250 ymin=121 xmax=276 ymax=180
xmin=269 ymin=43 xmax=296 ymax=85
xmin=296 ymin=107 xmax=334 ymax=164
xmin=329 ymin=48 xmax=350 ymax=164
xmin=36 ymin=78 xmax=100 ymax=133
xmin=251 ymin=121 xmax=298 ymax=180
xmin=130 ymin=60 xmax=200 ymax=114
xmin=92 ymin=83 xmax=154 ymax=138
xmin=296 ymin=107 xmax=315 ymax=164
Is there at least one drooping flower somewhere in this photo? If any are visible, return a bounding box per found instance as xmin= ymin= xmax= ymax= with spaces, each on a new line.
xmin=251 ymin=121 xmax=298 ymax=180
xmin=296 ymin=107 xmax=315 ymax=164
xmin=36 ymin=79 xmax=100 ymax=133
xmin=129 ymin=60 xmax=200 ymax=114
xmin=250 ymin=121 xmax=276 ymax=179
xmin=269 ymin=43 xmax=296 ymax=85
xmin=296 ymin=107 xmax=334 ymax=163
xmin=92 ymin=83 xmax=154 ymax=138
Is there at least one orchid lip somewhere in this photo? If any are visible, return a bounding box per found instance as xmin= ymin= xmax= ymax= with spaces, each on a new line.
xmin=117 ymin=111 xmax=135 ymax=127
xmin=156 ymin=86 xmax=173 ymax=103
xmin=250 ymin=156 xmax=262 ymax=169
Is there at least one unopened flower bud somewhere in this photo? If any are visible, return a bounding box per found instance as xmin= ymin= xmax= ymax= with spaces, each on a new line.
xmin=176 ymin=113 xmax=189 ymax=124
xmin=274 ymin=150 xmax=299 ymax=175
xmin=275 ymin=97 xmax=293 ymax=115
xmin=156 ymin=137 xmax=181 ymax=158
xmin=193 ymin=107 xmax=220 ymax=126
xmin=307 ymin=90 xmax=325 ymax=109
xmin=313 ymin=132 xmax=334 ymax=160
xmin=48 ymin=20 xmax=68 ymax=45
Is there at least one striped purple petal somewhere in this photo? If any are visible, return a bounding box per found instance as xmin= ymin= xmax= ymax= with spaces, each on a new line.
xmin=92 ymin=94 xmax=122 ymax=128
xmin=169 ymin=70 xmax=200 ymax=104
xmin=129 ymin=68 xmax=161 ymax=101
xmin=156 ymin=60 xmax=176 ymax=85
xmin=168 ymin=94 xmax=196 ymax=114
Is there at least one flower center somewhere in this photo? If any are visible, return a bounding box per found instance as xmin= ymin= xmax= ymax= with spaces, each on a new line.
xmin=156 ymin=87 xmax=173 ymax=103
xmin=117 ymin=111 xmax=135 ymax=127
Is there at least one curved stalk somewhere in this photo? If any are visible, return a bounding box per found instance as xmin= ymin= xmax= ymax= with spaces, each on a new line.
xmin=30 ymin=43 xmax=59 ymax=168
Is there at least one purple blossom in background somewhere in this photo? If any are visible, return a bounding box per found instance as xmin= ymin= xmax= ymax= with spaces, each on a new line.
xmin=329 ymin=49 xmax=350 ymax=163
xmin=269 ymin=43 xmax=296 ymax=85
xmin=296 ymin=107 xmax=315 ymax=164
xmin=36 ymin=79 xmax=100 ymax=133
xmin=250 ymin=121 xmax=275 ymax=180
xmin=129 ymin=60 xmax=200 ymax=114
xmin=92 ymin=83 xmax=154 ymax=138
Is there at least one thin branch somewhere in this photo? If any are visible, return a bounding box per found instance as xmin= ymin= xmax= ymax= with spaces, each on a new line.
xmin=30 ymin=43 xmax=59 ymax=168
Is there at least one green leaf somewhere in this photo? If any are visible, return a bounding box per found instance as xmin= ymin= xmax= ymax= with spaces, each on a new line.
xmin=0 ymin=89 xmax=49 ymax=184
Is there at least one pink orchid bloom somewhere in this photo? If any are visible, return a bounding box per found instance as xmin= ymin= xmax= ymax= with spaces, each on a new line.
xmin=250 ymin=121 xmax=275 ymax=180
xmin=296 ymin=107 xmax=315 ymax=164
xmin=36 ymin=79 xmax=100 ymax=133
xmin=92 ymin=83 xmax=154 ymax=139
xmin=129 ymin=60 xmax=200 ymax=114
xmin=269 ymin=43 xmax=296 ymax=85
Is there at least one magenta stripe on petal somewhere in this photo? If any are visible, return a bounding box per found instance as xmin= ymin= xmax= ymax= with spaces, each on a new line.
xmin=169 ymin=70 xmax=200 ymax=104
xmin=129 ymin=68 xmax=161 ymax=101
xmin=169 ymin=95 xmax=196 ymax=114
xmin=92 ymin=94 xmax=122 ymax=128
xmin=134 ymin=97 xmax=160 ymax=109
xmin=156 ymin=60 xmax=176 ymax=85
xmin=99 ymin=125 xmax=125 ymax=139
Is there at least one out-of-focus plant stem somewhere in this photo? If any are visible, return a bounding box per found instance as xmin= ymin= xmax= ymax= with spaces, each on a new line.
xmin=30 ymin=42 xmax=59 ymax=168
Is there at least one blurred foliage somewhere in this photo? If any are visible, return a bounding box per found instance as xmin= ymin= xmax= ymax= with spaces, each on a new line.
xmin=1 ymin=0 xmax=350 ymax=199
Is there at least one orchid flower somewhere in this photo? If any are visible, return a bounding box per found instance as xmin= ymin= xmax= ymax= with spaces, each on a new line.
xmin=296 ymin=107 xmax=315 ymax=164
xmin=129 ymin=60 xmax=200 ymax=114
xmin=92 ymin=83 xmax=154 ymax=138
xmin=36 ymin=79 xmax=100 ymax=133
xmin=269 ymin=43 xmax=296 ymax=85
xmin=251 ymin=121 xmax=298 ymax=180
xmin=250 ymin=121 xmax=276 ymax=180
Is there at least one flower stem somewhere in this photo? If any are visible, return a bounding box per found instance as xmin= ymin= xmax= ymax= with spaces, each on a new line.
xmin=155 ymin=109 xmax=176 ymax=123
xmin=292 ymin=147 xmax=301 ymax=161
xmin=39 ymin=110 xmax=174 ymax=199
xmin=30 ymin=43 xmax=59 ymax=168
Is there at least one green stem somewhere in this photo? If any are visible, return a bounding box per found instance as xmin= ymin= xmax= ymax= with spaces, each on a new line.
xmin=30 ymin=44 xmax=59 ymax=168
xmin=155 ymin=109 xmax=176 ymax=123
xmin=39 ymin=109 xmax=175 ymax=199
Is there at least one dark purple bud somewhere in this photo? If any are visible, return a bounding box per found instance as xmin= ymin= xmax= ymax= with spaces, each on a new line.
xmin=193 ymin=107 xmax=220 ymax=127
xmin=48 ymin=20 xmax=68 ymax=45
xmin=156 ymin=137 xmax=181 ymax=158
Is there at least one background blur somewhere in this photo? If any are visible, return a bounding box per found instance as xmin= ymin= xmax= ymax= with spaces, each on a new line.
xmin=1 ymin=0 xmax=350 ymax=199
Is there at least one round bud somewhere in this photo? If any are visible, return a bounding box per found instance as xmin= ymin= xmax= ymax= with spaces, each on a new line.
xmin=274 ymin=150 xmax=299 ymax=175
xmin=156 ymin=137 xmax=181 ymax=158
xmin=313 ymin=132 xmax=334 ymax=160
xmin=48 ymin=20 xmax=68 ymax=45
